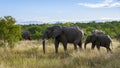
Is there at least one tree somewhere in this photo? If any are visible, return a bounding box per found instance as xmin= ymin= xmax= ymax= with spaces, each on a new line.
xmin=0 ymin=16 xmax=21 ymax=48
xmin=28 ymin=26 xmax=41 ymax=39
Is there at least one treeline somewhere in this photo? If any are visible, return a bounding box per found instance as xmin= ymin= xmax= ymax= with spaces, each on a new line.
xmin=1 ymin=16 xmax=120 ymax=48
xmin=0 ymin=16 xmax=120 ymax=48
xmin=21 ymin=21 xmax=120 ymax=40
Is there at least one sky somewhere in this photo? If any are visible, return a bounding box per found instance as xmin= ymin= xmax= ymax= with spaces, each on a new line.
xmin=0 ymin=0 xmax=120 ymax=23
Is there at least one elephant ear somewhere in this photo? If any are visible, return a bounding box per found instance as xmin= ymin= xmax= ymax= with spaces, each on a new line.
xmin=52 ymin=26 xmax=63 ymax=38
xmin=91 ymin=34 xmax=97 ymax=42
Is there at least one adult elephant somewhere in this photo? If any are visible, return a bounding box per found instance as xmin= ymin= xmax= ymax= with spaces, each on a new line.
xmin=42 ymin=26 xmax=84 ymax=53
xmin=84 ymin=34 xmax=112 ymax=53
xmin=22 ymin=30 xmax=31 ymax=40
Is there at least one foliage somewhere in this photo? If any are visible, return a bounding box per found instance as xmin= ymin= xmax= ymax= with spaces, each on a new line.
xmin=22 ymin=24 xmax=52 ymax=39
xmin=0 ymin=16 xmax=21 ymax=48
xmin=21 ymin=21 xmax=120 ymax=40
xmin=115 ymin=33 xmax=120 ymax=41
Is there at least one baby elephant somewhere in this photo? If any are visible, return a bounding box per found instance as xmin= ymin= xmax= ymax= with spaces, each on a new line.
xmin=84 ymin=34 xmax=112 ymax=53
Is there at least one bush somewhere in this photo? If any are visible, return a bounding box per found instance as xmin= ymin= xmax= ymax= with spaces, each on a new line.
xmin=0 ymin=16 xmax=21 ymax=48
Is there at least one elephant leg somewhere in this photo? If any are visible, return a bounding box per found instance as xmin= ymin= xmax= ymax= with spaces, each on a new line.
xmin=73 ymin=42 xmax=78 ymax=50
xmin=55 ymin=40 xmax=59 ymax=53
xmin=78 ymin=41 xmax=82 ymax=49
xmin=74 ymin=39 xmax=81 ymax=50
xmin=62 ymin=42 xmax=67 ymax=52
xmin=106 ymin=46 xmax=112 ymax=53
xmin=91 ymin=43 xmax=95 ymax=50
xmin=96 ymin=45 xmax=100 ymax=52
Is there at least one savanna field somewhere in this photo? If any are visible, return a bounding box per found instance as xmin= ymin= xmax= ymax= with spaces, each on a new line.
xmin=0 ymin=40 xmax=120 ymax=68
xmin=0 ymin=0 xmax=120 ymax=67
xmin=0 ymin=16 xmax=120 ymax=68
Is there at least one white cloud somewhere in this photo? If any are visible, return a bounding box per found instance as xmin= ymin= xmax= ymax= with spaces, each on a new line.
xmin=102 ymin=17 xmax=120 ymax=19
xmin=104 ymin=0 xmax=113 ymax=3
xmin=78 ymin=0 xmax=120 ymax=8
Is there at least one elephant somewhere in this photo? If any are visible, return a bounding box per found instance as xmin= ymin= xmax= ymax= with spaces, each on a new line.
xmin=22 ymin=30 xmax=31 ymax=40
xmin=85 ymin=30 xmax=105 ymax=50
xmin=84 ymin=34 xmax=112 ymax=53
xmin=42 ymin=25 xmax=84 ymax=53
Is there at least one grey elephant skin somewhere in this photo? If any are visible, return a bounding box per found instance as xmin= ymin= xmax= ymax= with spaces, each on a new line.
xmin=84 ymin=34 xmax=112 ymax=53
xmin=22 ymin=30 xmax=31 ymax=40
xmin=87 ymin=30 xmax=105 ymax=50
xmin=42 ymin=26 xmax=84 ymax=53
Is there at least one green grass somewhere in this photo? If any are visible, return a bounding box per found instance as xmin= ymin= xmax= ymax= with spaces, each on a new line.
xmin=0 ymin=40 xmax=120 ymax=68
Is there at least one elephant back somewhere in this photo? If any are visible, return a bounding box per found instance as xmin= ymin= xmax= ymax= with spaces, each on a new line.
xmin=91 ymin=30 xmax=104 ymax=35
xmin=22 ymin=30 xmax=31 ymax=40
xmin=62 ymin=26 xmax=83 ymax=40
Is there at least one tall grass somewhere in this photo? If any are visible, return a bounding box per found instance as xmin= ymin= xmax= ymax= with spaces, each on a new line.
xmin=0 ymin=40 xmax=119 ymax=68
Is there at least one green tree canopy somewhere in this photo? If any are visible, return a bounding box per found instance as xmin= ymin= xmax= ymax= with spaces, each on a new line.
xmin=0 ymin=16 xmax=21 ymax=48
xmin=21 ymin=21 xmax=120 ymax=41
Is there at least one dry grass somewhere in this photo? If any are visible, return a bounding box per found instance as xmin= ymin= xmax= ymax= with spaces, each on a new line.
xmin=0 ymin=40 xmax=119 ymax=68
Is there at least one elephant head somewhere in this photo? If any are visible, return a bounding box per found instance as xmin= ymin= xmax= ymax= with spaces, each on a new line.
xmin=42 ymin=27 xmax=53 ymax=39
xmin=84 ymin=34 xmax=97 ymax=49
xmin=42 ymin=26 xmax=63 ymax=53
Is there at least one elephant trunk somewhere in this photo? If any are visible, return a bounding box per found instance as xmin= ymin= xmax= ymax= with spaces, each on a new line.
xmin=42 ymin=33 xmax=47 ymax=54
xmin=42 ymin=40 xmax=45 ymax=53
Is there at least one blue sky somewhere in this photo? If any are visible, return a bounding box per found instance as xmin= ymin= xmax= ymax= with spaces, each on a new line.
xmin=0 ymin=0 xmax=120 ymax=23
